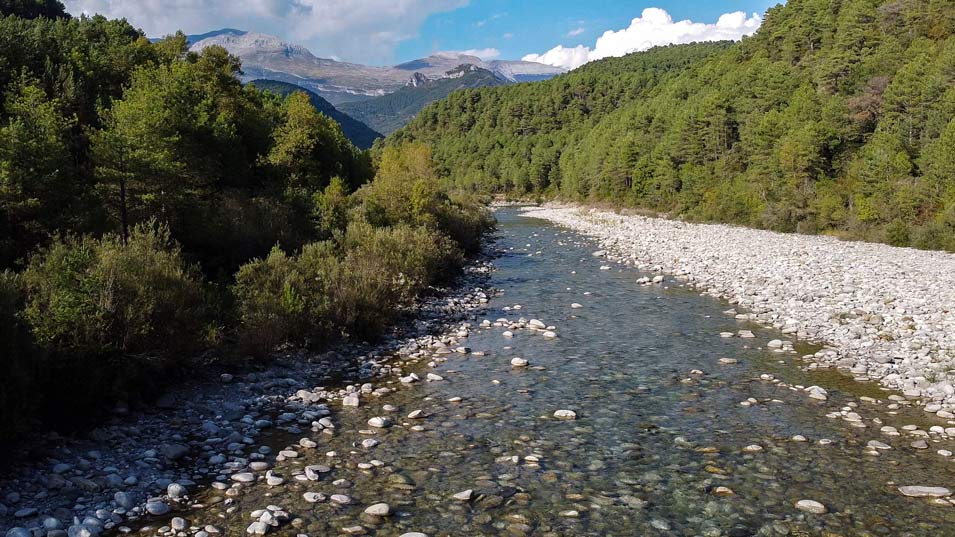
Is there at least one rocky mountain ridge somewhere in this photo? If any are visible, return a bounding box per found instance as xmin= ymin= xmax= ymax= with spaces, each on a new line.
xmin=188 ymin=30 xmax=564 ymax=104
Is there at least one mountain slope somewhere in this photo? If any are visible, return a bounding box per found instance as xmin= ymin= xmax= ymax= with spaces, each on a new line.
xmin=338 ymin=65 xmax=506 ymax=135
xmin=189 ymin=32 xmax=564 ymax=104
xmin=249 ymin=79 xmax=381 ymax=149
xmin=392 ymin=0 xmax=955 ymax=251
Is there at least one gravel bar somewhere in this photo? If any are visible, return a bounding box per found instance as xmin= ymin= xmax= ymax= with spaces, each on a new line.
xmin=523 ymin=205 xmax=955 ymax=414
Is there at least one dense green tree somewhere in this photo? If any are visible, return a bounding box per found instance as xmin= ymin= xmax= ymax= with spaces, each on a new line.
xmin=0 ymin=79 xmax=78 ymax=265
xmin=0 ymin=0 xmax=68 ymax=19
xmin=268 ymin=91 xmax=371 ymax=194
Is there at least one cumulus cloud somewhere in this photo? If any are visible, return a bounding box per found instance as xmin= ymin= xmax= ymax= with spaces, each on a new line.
xmin=523 ymin=7 xmax=761 ymax=70
xmin=63 ymin=0 xmax=468 ymax=64
xmin=456 ymin=48 xmax=501 ymax=60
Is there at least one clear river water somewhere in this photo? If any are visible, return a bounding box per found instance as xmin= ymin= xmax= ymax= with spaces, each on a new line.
xmin=158 ymin=208 xmax=955 ymax=537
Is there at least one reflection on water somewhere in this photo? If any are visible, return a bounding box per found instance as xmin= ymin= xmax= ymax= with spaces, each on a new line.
xmin=161 ymin=209 xmax=955 ymax=536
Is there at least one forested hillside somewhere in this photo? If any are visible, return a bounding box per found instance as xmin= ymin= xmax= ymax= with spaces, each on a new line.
xmin=0 ymin=5 xmax=491 ymax=439
xmin=339 ymin=65 xmax=506 ymax=135
xmin=249 ymin=79 xmax=382 ymax=149
xmin=394 ymin=0 xmax=955 ymax=250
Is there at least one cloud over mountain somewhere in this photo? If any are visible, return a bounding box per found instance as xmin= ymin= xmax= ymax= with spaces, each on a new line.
xmin=523 ymin=7 xmax=761 ymax=70
xmin=63 ymin=0 xmax=467 ymax=64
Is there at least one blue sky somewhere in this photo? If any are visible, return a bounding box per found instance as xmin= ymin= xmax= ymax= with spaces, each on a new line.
xmin=64 ymin=1 xmax=780 ymax=67
xmin=398 ymin=0 xmax=778 ymax=64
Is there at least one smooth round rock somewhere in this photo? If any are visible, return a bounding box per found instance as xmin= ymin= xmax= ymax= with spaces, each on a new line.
xmin=898 ymin=486 xmax=952 ymax=498
xmin=145 ymin=501 xmax=171 ymax=516
xmin=231 ymin=473 xmax=255 ymax=483
xmin=795 ymin=500 xmax=827 ymax=514
xmin=367 ymin=417 xmax=392 ymax=428
xmin=363 ymin=503 xmax=391 ymax=516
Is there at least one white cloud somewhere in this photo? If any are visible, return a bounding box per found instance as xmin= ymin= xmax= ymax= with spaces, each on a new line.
xmin=523 ymin=7 xmax=761 ymax=70
xmin=567 ymin=27 xmax=585 ymax=37
xmin=63 ymin=0 xmax=468 ymax=64
xmin=456 ymin=48 xmax=501 ymax=60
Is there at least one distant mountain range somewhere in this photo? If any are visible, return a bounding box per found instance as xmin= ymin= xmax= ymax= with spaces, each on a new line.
xmin=248 ymin=80 xmax=381 ymax=149
xmin=187 ymin=29 xmax=565 ymax=104
xmin=338 ymin=64 xmax=506 ymax=135
xmin=164 ymin=29 xmax=564 ymax=143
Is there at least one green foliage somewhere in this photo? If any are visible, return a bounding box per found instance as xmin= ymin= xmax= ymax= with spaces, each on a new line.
xmin=267 ymin=90 xmax=372 ymax=193
xmin=358 ymin=143 xmax=494 ymax=253
xmin=250 ymin=79 xmax=382 ymax=149
xmin=395 ymin=0 xmax=955 ymax=251
xmin=22 ymin=222 xmax=208 ymax=355
xmin=0 ymin=78 xmax=79 ymax=266
xmin=0 ymin=10 xmax=492 ymax=440
xmin=233 ymin=245 xmax=315 ymax=352
xmin=235 ymin=142 xmax=484 ymax=354
xmin=234 ymin=222 xmax=463 ymax=353
xmin=313 ymin=177 xmax=352 ymax=240
xmin=0 ymin=0 xmax=68 ymax=19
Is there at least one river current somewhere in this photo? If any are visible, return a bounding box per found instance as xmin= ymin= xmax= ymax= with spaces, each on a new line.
xmin=167 ymin=208 xmax=955 ymax=536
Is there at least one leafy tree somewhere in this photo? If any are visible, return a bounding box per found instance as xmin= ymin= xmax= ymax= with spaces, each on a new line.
xmin=0 ymin=79 xmax=77 ymax=265
xmin=0 ymin=0 xmax=68 ymax=19
xmin=268 ymin=91 xmax=354 ymax=193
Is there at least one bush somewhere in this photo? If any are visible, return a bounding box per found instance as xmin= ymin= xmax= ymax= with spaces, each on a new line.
xmin=342 ymin=221 xmax=463 ymax=300
xmin=358 ymin=143 xmax=494 ymax=253
xmin=233 ymin=244 xmax=318 ymax=352
xmin=434 ymin=193 xmax=495 ymax=254
xmin=22 ymin=222 xmax=209 ymax=356
xmin=234 ymin=222 xmax=466 ymax=353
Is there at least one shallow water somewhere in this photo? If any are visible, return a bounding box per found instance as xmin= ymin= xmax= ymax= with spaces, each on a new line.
xmin=177 ymin=209 xmax=955 ymax=536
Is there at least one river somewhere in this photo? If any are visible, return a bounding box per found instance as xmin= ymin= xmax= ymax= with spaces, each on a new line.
xmin=133 ymin=208 xmax=955 ymax=536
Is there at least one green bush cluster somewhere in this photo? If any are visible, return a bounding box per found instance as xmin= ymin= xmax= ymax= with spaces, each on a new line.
xmin=235 ymin=200 xmax=473 ymax=354
xmin=22 ymin=223 xmax=208 ymax=355
xmin=0 ymin=223 xmax=213 ymax=437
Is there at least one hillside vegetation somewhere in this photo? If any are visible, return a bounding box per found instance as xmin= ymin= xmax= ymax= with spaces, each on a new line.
xmin=0 ymin=6 xmax=491 ymax=440
xmin=393 ymin=0 xmax=955 ymax=250
xmin=250 ymin=79 xmax=382 ymax=149
xmin=340 ymin=66 xmax=506 ymax=135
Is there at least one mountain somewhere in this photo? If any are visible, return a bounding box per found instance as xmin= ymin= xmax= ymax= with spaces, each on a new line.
xmin=184 ymin=28 xmax=246 ymax=45
xmin=188 ymin=31 xmax=564 ymax=104
xmin=249 ymin=79 xmax=381 ymax=149
xmin=391 ymin=0 xmax=955 ymax=252
xmin=338 ymin=65 xmax=506 ymax=135
xmin=149 ymin=28 xmax=246 ymax=44
xmin=392 ymin=52 xmax=565 ymax=83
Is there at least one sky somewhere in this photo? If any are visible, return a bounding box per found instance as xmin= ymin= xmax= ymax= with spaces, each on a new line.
xmin=63 ymin=0 xmax=779 ymax=68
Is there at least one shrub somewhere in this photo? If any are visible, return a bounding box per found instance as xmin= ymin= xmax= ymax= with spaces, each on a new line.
xmin=22 ymin=222 xmax=208 ymax=356
xmin=312 ymin=177 xmax=352 ymax=240
xmin=357 ymin=143 xmax=494 ymax=253
xmin=342 ymin=221 xmax=463 ymax=301
xmin=434 ymin=194 xmax=495 ymax=254
xmin=233 ymin=245 xmax=316 ymax=352
xmin=234 ymin=222 xmax=467 ymax=353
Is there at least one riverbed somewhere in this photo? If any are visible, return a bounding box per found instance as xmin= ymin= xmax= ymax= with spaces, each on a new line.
xmin=8 ymin=208 xmax=955 ymax=537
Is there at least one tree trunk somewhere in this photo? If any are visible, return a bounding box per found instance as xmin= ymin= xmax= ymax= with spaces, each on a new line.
xmin=119 ymin=177 xmax=129 ymax=245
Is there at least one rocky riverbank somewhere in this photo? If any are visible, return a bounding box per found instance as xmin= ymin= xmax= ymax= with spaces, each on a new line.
xmin=0 ymin=259 xmax=496 ymax=537
xmin=522 ymin=205 xmax=955 ymax=414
